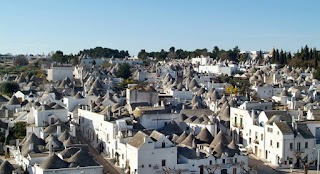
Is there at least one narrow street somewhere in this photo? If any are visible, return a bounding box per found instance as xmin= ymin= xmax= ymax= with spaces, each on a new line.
xmin=76 ymin=131 xmax=122 ymax=174
xmin=249 ymin=156 xmax=280 ymax=174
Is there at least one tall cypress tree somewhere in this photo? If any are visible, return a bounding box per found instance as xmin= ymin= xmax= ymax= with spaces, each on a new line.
xmin=279 ymin=49 xmax=284 ymax=64
xmin=271 ymin=48 xmax=276 ymax=64
xmin=304 ymin=45 xmax=309 ymax=61
xmin=313 ymin=48 xmax=318 ymax=60
xmin=288 ymin=52 xmax=292 ymax=60
xmin=310 ymin=48 xmax=313 ymax=61
xmin=283 ymin=52 xmax=287 ymax=64
xmin=275 ymin=49 xmax=280 ymax=64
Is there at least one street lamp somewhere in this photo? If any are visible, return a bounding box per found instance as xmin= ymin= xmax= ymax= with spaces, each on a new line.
xmin=314 ymin=148 xmax=320 ymax=174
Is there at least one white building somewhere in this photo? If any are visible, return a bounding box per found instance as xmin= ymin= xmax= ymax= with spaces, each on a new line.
xmin=109 ymin=57 xmax=143 ymax=66
xmin=230 ymin=106 xmax=316 ymax=168
xmin=47 ymin=64 xmax=73 ymax=82
xmin=191 ymin=56 xmax=213 ymax=65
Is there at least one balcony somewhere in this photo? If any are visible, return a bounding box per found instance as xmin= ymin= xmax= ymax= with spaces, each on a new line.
xmin=295 ymin=148 xmax=305 ymax=153
xmin=232 ymin=123 xmax=244 ymax=129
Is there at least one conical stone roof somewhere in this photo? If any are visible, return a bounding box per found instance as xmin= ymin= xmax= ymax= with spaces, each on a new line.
xmin=180 ymin=134 xmax=195 ymax=147
xmin=210 ymin=131 xmax=230 ymax=147
xmin=7 ymin=95 xmax=20 ymax=105
xmin=21 ymin=133 xmax=45 ymax=156
xmin=67 ymin=150 xmax=99 ymax=167
xmin=58 ymin=130 xmax=70 ymax=142
xmin=196 ymin=127 xmax=214 ymax=144
xmin=0 ymin=160 xmax=14 ymax=174
xmin=175 ymin=131 xmax=188 ymax=144
xmin=40 ymin=153 xmax=69 ymax=169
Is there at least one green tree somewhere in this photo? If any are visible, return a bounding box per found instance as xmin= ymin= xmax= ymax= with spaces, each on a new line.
xmin=169 ymin=46 xmax=175 ymax=53
xmin=14 ymin=55 xmax=29 ymax=66
xmin=116 ymin=63 xmax=132 ymax=79
xmin=138 ymin=49 xmax=148 ymax=60
xmin=51 ymin=51 xmax=68 ymax=63
xmin=0 ymin=82 xmax=19 ymax=96
xmin=12 ymin=122 xmax=26 ymax=139
xmin=79 ymin=47 xmax=129 ymax=58
xmin=239 ymin=53 xmax=247 ymax=62
xmin=92 ymin=59 xmax=96 ymax=66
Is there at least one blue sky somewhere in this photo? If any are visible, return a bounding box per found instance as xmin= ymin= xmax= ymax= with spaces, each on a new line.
xmin=0 ymin=0 xmax=319 ymax=55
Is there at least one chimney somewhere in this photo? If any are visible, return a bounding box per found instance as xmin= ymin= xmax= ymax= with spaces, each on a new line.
xmin=16 ymin=139 xmax=19 ymax=147
xmin=160 ymin=100 xmax=164 ymax=107
xmin=143 ymin=136 xmax=147 ymax=143
xmin=90 ymin=102 xmax=93 ymax=112
xmin=297 ymin=108 xmax=301 ymax=121
xmin=42 ymin=105 xmax=46 ymax=111
xmin=292 ymin=115 xmax=297 ymax=130
xmin=57 ymin=124 xmax=61 ymax=135
xmin=48 ymin=141 xmax=52 ymax=154
xmin=196 ymin=148 xmax=200 ymax=157
xmin=251 ymin=109 xmax=255 ymax=118
xmin=29 ymin=143 xmax=34 ymax=151
xmin=192 ymin=139 xmax=196 ymax=149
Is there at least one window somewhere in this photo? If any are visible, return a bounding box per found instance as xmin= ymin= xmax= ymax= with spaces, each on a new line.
xmin=249 ymin=138 xmax=252 ymax=144
xmin=235 ymin=158 xmax=237 ymax=163
xmin=149 ymin=164 xmax=151 ymax=167
xmin=277 ymin=142 xmax=279 ymax=148
xmin=162 ymin=142 xmax=165 ymax=148
xmin=277 ymin=131 xmax=279 ymax=135
xmin=249 ymin=129 xmax=251 ymax=135
xmin=122 ymin=154 xmax=124 ymax=159
xmin=255 ymin=132 xmax=258 ymax=139
xmin=315 ymin=127 xmax=320 ymax=144
xmin=261 ymin=134 xmax=263 ymax=141
xmin=142 ymin=165 xmax=144 ymax=168
xmin=209 ymin=160 xmax=212 ymax=165
xmin=270 ymin=140 xmax=272 ymax=146
xmin=305 ymin=142 xmax=308 ymax=148
xmin=162 ymin=160 xmax=166 ymax=166
xmin=290 ymin=143 xmax=293 ymax=150
xmin=222 ymin=159 xmax=225 ymax=164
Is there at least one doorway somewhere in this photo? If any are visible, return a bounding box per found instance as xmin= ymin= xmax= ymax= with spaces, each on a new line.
xmin=265 ymin=150 xmax=268 ymax=160
xmin=239 ymin=131 xmax=243 ymax=144
xmin=255 ymin=146 xmax=258 ymax=155
xmin=50 ymin=117 xmax=55 ymax=125
xmin=221 ymin=169 xmax=228 ymax=174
